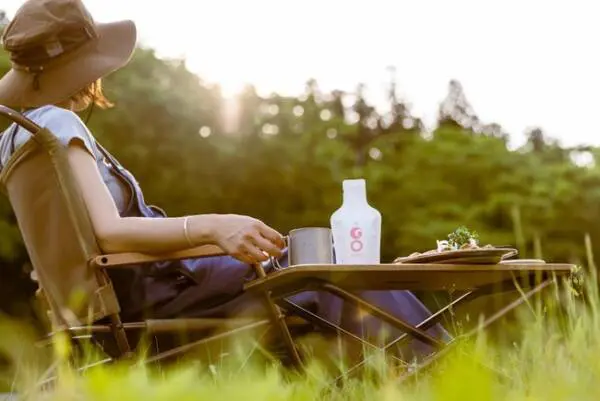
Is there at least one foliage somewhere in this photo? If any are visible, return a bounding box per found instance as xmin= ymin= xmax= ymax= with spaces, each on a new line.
xmin=0 ymin=272 xmax=598 ymax=400
xmin=0 ymin=11 xmax=7 ymax=30
xmin=1 ymin=39 xmax=600 ymax=320
xmin=1 ymin=15 xmax=600 ymax=397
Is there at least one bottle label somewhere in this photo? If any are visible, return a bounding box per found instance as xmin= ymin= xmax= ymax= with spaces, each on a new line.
xmin=350 ymin=226 xmax=364 ymax=252
xmin=331 ymin=205 xmax=381 ymax=265
xmin=332 ymin=221 xmax=379 ymax=264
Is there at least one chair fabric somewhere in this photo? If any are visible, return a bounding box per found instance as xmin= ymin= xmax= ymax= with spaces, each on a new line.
xmin=0 ymin=128 xmax=119 ymax=325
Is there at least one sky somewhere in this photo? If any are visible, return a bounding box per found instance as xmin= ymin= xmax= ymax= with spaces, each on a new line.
xmin=3 ymin=0 xmax=600 ymax=148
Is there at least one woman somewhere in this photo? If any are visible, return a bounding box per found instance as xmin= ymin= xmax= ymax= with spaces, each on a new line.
xmin=0 ymin=0 xmax=449 ymax=360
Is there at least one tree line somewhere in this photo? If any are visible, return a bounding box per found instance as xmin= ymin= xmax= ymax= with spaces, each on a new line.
xmin=1 ymin=17 xmax=599 ymax=321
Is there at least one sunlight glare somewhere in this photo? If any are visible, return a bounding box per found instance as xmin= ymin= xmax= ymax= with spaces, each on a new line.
xmin=4 ymin=0 xmax=600 ymax=146
xmin=218 ymin=80 xmax=246 ymax=99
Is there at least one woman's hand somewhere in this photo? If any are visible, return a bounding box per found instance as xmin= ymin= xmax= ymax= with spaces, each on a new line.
xmin=209 ymin=214 xmax=285 ymax=264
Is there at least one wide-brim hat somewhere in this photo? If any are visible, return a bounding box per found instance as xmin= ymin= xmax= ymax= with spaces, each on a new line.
xmin=0 ymin=0 xmax=136 ymax=108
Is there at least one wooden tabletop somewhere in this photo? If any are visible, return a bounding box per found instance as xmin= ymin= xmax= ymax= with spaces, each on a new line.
xmin=243 ymin=263 xmax=574 ymax=296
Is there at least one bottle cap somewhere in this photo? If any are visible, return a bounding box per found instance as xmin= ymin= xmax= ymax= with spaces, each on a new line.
xmin=343 ymin=179 xmax=366 ymax=192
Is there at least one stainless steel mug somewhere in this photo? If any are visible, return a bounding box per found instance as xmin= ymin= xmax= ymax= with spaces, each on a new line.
xmin=273 ymin=227 xmax=334 ymax=268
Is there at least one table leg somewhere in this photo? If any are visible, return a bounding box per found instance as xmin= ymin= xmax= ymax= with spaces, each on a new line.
xmin=334 ymin=289 xmax=478 ymax=382
xmin=321 ymin=283 xmax=446 ymax=348
xmin=398 ymin=278 xmax=556 ymax=383
xmin=251 ymin=263 xmax=304 ymax=370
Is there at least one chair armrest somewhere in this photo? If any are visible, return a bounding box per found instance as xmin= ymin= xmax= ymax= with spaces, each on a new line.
xmin=91 ymin=245 xmax=226 ymax=268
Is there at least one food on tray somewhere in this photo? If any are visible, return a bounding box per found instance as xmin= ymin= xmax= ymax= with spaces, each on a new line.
xmin=395 ymin=226 xmax=495 ymax=261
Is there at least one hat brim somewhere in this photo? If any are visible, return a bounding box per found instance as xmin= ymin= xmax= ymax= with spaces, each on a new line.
xmin=0 ymin=20 xmax=136 ymax=108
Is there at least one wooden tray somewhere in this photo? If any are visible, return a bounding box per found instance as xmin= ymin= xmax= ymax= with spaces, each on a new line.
xmin=393 ymin=248 xmax=518 ymax=265
xmin=499 ymin=258 xmax=545 ymax=265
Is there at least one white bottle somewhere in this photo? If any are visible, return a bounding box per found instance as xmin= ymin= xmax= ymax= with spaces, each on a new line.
xmin=330 ymin=179 xmax=382 ymax=265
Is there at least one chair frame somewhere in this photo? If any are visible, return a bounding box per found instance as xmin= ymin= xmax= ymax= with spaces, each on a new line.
xmin=0 ymin=105 xmax=306 ymax=372
xmin=0 ymin=105 xmax=574 ymax=385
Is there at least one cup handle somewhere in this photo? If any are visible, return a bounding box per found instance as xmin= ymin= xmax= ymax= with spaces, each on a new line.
xmin=271 ymin=235 xmax=289 ymax=270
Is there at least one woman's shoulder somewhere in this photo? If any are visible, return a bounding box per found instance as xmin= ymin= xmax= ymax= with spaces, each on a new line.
xmin=28 ymin=105 xmax=90 ymax=134
xmin=0 ymin=106 xmax=99 ymax=168
xmin=1 ymin=105 xmax=99 ymax=159
xmin=30 ymin=105 xmax=97 ymax=150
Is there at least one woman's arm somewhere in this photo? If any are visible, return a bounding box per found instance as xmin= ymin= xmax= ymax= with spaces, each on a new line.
xmin=67 ymin=142 xmax=284 ymax=264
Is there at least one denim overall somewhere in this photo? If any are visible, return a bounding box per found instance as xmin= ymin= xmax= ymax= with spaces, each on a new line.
xmin=97 ymin=143 xmax=452 ymax=357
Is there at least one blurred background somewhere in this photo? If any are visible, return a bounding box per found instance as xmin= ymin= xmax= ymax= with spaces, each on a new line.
xmin=0 ymin=1 xmax=599 ymax=325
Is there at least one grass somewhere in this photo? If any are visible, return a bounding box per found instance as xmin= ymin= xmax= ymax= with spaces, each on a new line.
xmin=0 ymin=268 xmax=596 ymax=401
xmin=0 ymin=219 xmax=594 ymax=400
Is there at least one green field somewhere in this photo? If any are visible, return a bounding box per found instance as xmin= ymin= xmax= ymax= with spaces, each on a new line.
xmin=0 ymin=267 xmax=595 ymax=401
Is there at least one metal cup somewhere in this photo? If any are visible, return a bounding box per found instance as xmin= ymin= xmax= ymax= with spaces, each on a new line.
xmin=273 ymin=227 xmax=334 ymax=269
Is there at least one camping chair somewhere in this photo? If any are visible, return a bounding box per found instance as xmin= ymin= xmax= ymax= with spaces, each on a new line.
xmin=0 ymin=105 xmax=305 ymax=369
xmin=0 ymin=105 xmax=575 ymax=385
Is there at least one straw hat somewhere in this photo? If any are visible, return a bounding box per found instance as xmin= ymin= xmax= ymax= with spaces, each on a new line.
xmin=0 ymin=0 xmax=136 ymax=108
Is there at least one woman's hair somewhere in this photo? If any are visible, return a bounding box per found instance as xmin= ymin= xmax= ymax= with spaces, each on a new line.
xmin=69 ymin=79 xmax=113 ymax=111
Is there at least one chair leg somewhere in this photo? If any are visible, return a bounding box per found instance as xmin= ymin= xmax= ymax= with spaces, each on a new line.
xmin=252 ymin=263 xmax=303 ymax=370
xmin=109 ymin=313 xmax=132 ymax=359
xmin=144 ymin=319 xmax=271 ymax=364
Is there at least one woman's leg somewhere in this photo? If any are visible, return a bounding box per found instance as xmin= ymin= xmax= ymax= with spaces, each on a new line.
xmin=145 ymin=254 xmax=449 ymax=358
xmin=338 ymin=290 xmax=451 ymax=360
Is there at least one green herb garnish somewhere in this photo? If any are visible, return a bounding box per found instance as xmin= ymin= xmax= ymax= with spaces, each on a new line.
xmin=448 ymin=226 xmax=479 ymax=249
